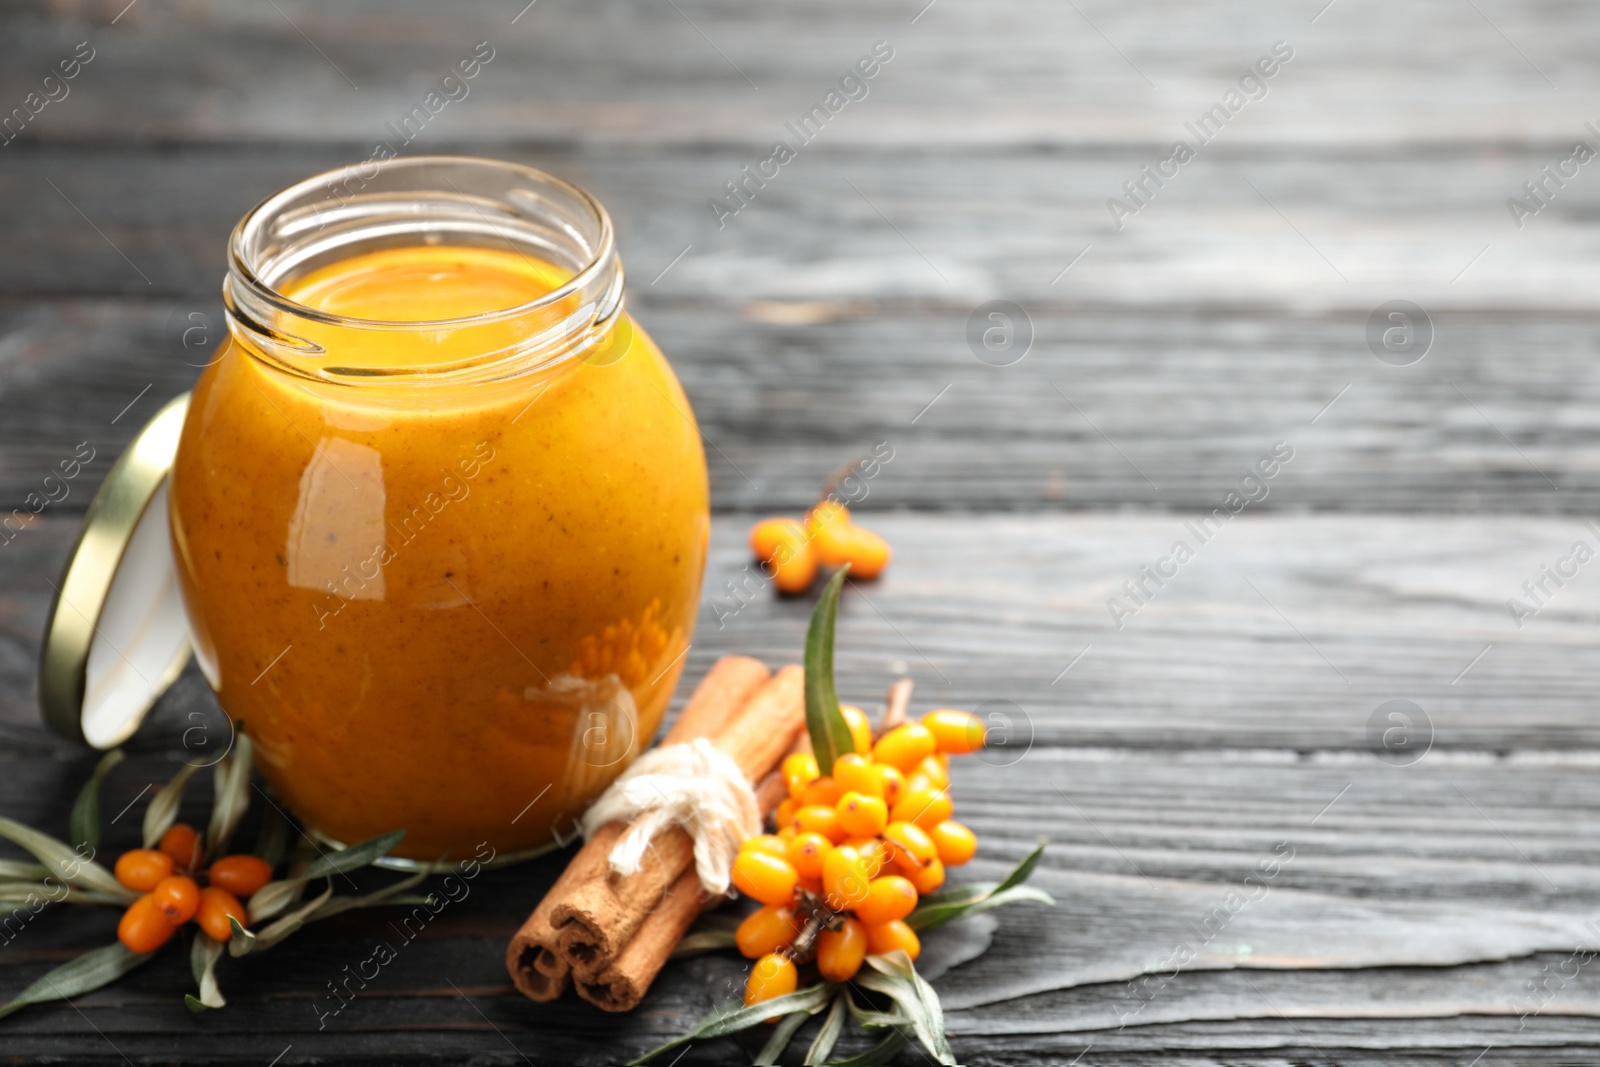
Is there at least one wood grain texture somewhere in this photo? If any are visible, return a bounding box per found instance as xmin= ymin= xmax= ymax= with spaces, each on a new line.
xmin=4 ymin=0 xmax=1598 ymax=1060
xmin=3 ymin=297 xmax=1599 ymax=514
xmin=7 ymin=513 xmax=1600 ymax=752
xmin=1 ymin=0 xmax=1595 ymax=149
xmin=3 ymin=143 xmax=1600 ymax=311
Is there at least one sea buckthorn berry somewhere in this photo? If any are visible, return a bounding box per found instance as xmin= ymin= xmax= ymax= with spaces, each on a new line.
xmin=816 ymin=917 xmax=868 ymax=982
xmin=197 ymin=887 xmax=248 ymax=942
xmin=767 ymin=535 xmax=817 ymax=596
xmin=797 ymin=876 xmax=823 ymax=896
xmin=906 ymin=856 xmax=946 ymax=895
xmin=792 ymin=804 xmax=845 ymax=843
xmin=865 ymin=764 xmax=906 ymax=807
xmin=883 ymin=821 xmax=938 ymax=872
xmin=844 ymin=836 xmax=889 ymax=876
xmin=800 ymin=776 xmax=842 ymax=808
xmin=150 ymin=875 xmax=200 ymax=924
xmin=835 ymin=791 xmax=889 ymax=838
xmin=786 ymin=831 xmax=834 ymax=881
xmin=782 ymin=753 xmax=820 ymax=798
xmin=806 ymin=500 xmax=851 ymax=538
xmin=773 ymin=797 xmax=799 ymax=831
xmin=745 ymin=953 xmax=799 ymax=1016
xmin=891 ymin=787 xmax=953 ymax=831
xmin=840 ymin=704 xmax=873 ymax=756
xmin=208 ymin=854 xmax=274 ymax=899
xmin=832 ymin=753 xmax=876 ymax=797
xmin=743 ymin=835 xmax=789 ymax=859
xmin=854 ymin=876 xmax=919 ymax=926
xmin=930 ymin=821 xmax=978 ymax=866
xmin=922 ymin=709 xmax=986 ymax=755
xmin=732 ymin=850 xmax=800 ymax=906
xmin=751 ymin=517 xmax=806 ymax=562
xmin=833 ymin=525 xmax=892 ymax=580
xmin=778 ymin=826 xmax=796 ymax=843
xmin=873 ymin=723 xmax=937 ymax=774
xmin=822 ymin=845 xmax=873 ymax=911
xmin=114 ymin=849 xmax=174 ymax=892
xmin=157 ymin=823 xmax=202 ymax=872
xmin=735 ymin=904 xmax=802 ymax=959
xmin=912 ymin=755 xmax=949 ymax=792
xmin=117 ymin=894 xmax=178 ymax=954
xmin=864 ymin=918 xmax=921 ymax=960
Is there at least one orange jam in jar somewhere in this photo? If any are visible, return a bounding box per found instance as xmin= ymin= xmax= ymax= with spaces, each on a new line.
xmin=168 ymin=158 xmax=709 ymax=861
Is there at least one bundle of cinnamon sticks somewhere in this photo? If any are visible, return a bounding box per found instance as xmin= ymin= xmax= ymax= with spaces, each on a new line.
xmin=507 ymin=655 xmax=806 ymax=1012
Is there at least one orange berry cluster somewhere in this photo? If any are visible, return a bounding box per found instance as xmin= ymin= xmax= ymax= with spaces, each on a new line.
xmin=731 ymin=708 xmax=984 ymax=1007
xmin=112 ymin=823 xmax=272 ymax=954
xmin=750 ymin=501 xmax=891 ymax=595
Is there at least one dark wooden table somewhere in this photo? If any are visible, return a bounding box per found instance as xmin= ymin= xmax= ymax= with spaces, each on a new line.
xmin=5 ymin=1 xmax=1600 ymax=1062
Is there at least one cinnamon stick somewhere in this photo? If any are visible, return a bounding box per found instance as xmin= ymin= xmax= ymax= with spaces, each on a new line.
xmin=573 ymin=867 xmax=709 ymax=1012
xmin=506 ymin=655 xmax=771 ymax=1001
xmin=552 ymin=665 xmax=805 ymax=973
xmin=505 ymin=823 xmax=622 ymax=1001
xmin=881 ymin=676 xmax=913 ymax=736
xmin=576 ymin=692 xmax=815 ymax=1011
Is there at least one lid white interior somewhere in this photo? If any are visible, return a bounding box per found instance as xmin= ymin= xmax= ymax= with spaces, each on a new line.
xmin=81 ymin=480 xmax=192 ymax=748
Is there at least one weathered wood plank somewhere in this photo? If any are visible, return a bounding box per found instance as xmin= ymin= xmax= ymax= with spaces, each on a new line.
xmin=2 ymin=0 xmax=1596 ymax=148
xmin=6 ymin=513 xmax=1600 ymax=751
xmin=4 ymin=297 xmax=1600 ymax=514
xmin=1 ymin=143 xmax=1598 ymax=312
xmin=4 ymin=747 xmax=1600 ymax=1062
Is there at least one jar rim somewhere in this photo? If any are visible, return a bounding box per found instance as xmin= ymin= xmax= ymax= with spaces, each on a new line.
xmin=227 ymin=155 xmax=617 ymax=331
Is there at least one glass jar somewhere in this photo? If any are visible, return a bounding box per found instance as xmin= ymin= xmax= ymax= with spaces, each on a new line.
xmin=168 ymin=157 xmax=709 ymax=862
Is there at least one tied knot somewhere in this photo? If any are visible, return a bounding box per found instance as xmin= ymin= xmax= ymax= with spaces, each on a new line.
xmin=579 ymin=738 xmax=759 ymax=896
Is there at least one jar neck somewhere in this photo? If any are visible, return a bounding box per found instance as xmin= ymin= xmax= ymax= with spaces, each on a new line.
xmin=223 ymin=156 xmax=625 ymax=387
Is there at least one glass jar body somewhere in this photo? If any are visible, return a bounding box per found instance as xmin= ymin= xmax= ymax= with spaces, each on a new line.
xmin=166 ymin=158 xmax=709 ymax=861
xmin=170 ymin=316 xmax=708 ymax=859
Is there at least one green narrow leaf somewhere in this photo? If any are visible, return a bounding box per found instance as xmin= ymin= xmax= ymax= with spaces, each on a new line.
xmin=856 ymin=952 xmax=954 ymax=1065
xmin=298 ymin=829 xmax=406 ymax=882
xmin=625 ymin=984 xmax=834 ymax=1065
xmin=670 ymin=928 xmax=738 ymax=958
xmin=186 ymin=933 xmax=227 ymax=1012
xmin=805 ymin=988 xmax=849 ymax=1065
xmin=908 ymin=839 xmax=1053 ymax=932
xmin=142 ymin=763 xmax=199 ymax=849
xmin=0 ymin=860 xmax=49 ymax=882
xmin=907 ymin=885 xmax=1054 ymax=932
xmin=305 ymin=867 xmax=430 ymax=924
xmin=69 ymin=749 xmax=124 ymax=852
xmin=0 ymin=942 xmax=154 ymax=1020
xmin=804 ymin=566 xmax=855 ymax=776
xmin=823 ymin=1029 xmax=909 ymax=1067
xmin=226 ymin=915 xmax=257 ymax=958
xmin=992 ymin=837 xmax=1047 ymax=895
xmin=252 ymin=803 xmax=291 ymax=867
xmin=843 ymin=988 xmax=913 ymax=1032
xmin=205 ymin=734 xmax=253 ymax=861
xmin=755 ymin=1009 xmax=810 ymax=1065
xmin=248 ymin=878 xmax=334 ymax=953
xmin=248 ymin=830 xmax=404 ymax=925
xmin=245 ymin=877 xmax=306 ymax=925
xmin=0 ymin=817 xmax=132 ymax=901
xmin=0 ymin=882 xmax=129 ymax=906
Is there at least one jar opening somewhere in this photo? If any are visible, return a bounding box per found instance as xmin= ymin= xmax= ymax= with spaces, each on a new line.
xmin=224 ymin=157 xmax=626 ymax=384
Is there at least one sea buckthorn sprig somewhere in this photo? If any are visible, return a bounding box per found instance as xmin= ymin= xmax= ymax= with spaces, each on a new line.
xmin=731 ymin=706 xmax=984 ymax=994
xmin=634 ymin=569 xmax=1054 ymax=1067
xmin=750 ymin=499 xmax=892 ymax=596
xmin=0 ymin=736 xmax=428 ymax=1022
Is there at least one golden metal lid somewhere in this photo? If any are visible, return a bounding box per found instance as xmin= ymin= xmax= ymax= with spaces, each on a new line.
xmin=40 ymin=392 xmax=193 ymax=748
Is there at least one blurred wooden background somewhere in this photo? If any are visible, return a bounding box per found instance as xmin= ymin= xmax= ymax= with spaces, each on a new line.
xmin=4 ymin=0 xmax=1600 ymax=1063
